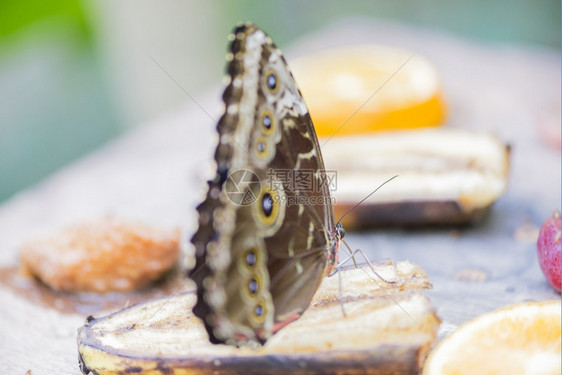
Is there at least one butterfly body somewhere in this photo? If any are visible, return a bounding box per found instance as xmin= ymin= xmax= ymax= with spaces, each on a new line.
xmin=190 ymin=23 xmax=342 ymax=346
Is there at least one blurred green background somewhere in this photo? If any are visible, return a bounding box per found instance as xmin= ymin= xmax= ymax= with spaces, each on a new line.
xmin=0 ymin=0 xmax=559 ymax=203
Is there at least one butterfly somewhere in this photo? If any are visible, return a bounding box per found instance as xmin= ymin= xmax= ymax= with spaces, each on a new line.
xmin=189 ymin=22 xmax=345 ymax=346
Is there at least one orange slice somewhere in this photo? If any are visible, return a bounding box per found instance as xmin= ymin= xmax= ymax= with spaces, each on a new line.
xmin=423 ymin=300 xmax=561 ymax=375
xmin=290 ymin=45 xmax=446 ymax=137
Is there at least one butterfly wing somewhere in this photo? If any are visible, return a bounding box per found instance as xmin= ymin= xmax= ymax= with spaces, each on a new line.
xmin=190 ymin=23 xmax=338 ymax=346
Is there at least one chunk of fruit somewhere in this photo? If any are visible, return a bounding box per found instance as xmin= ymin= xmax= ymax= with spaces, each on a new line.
xmin=423 ymin=300 xmax=561 ymax=375
xmin=537 ymin=211 xmax=561 ymax=292
xmin=21 ymin=217 xmax=180 ymax=292
xmin=290 ymin=45 xmax=446 ymax=137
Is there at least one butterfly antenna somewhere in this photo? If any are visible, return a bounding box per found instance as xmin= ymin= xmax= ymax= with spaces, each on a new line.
xmin=336 ymin=175 xmax=399 ymax=225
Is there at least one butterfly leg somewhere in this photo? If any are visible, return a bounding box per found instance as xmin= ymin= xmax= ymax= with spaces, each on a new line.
xmin=343 ymin=249 xmax=414 ymax=321
xmin=328 ymin=240 xmax=359 ymax=276
xmin=338 ymin=269 xmax=347 ymax=318
xmin=330 ymin=245 xmax=377 ymax=319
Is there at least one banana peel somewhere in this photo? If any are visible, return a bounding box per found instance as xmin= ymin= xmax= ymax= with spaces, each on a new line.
xmin=77 ymin=261 xmax=440 ymax=374
xmin=321 ymin=128 xmax=510 ymax=228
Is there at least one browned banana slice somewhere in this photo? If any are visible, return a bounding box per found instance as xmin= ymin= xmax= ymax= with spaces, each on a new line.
xmin=78 ymin=261 xmax=440 ymax=375
xmin=322 ymin=128 xmax=510 ymax=228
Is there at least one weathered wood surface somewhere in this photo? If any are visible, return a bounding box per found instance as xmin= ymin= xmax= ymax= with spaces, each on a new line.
xmin=0 ymin=21 xmax=559 ymax=374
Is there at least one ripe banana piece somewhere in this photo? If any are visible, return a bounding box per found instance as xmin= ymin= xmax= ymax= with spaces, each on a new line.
xmin=323 ymin=128 xmax=510 ymax=229
xmin=78 ymin=262 xmax=440 ymax=374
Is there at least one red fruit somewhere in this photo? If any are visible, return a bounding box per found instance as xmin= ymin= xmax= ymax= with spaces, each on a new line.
xmin=537 ymin=211 xmax=561 ymax=292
